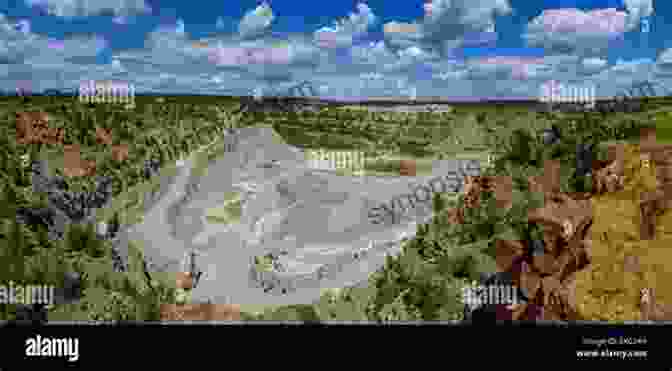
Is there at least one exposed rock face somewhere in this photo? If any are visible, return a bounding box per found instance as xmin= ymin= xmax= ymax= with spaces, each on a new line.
xmin=455 ymin=130 xmax=672 ymax=322
xmin=15 ymin=111 xmax=64 ymax=145
xmin=160 ymin=303 xmax=241 ymax=321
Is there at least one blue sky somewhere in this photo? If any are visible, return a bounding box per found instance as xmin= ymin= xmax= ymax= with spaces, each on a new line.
xmin=2 ymin=0 xmax=670 ymax=99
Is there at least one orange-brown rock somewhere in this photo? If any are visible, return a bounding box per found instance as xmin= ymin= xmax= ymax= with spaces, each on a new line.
xmin=160 ymin=304 xmax=241 ymax=321
xmin=640 ymin=288 xmax=672 ymax=321
xmin=399 ymin=159 xmax=416 ymax=176
xmin=95 ymin=126 xmax=114 ymax=146
xmin=604 ymin=143 xmax=626 ymax=170
xmin=15 ymin=112 xmax=36 ymax=144
xmin=553 ymin=247 xmax=589 ymax=282
xmin=62 ymin=144 xmax=96 ymax=177
xmin=639 ymin=189 xmax=668 ymax=240
xmin=495 ymin=239 xmax=524 ymax=272
xmin=532 ymin=252 xmax=557 ymax=276
xmin=176 ymin=272 xmax=194 ymax=290
xmin=508 ymin=302 xmax=529 ymax=321
xmin=578 ymin=239 xmax=592 ymax=264
xmin=15 ymin=111 xmax=63 ymax=145
xmin=492 ymin=176 xmax=514 ymax=210
xmin=519 ymin=261 xmax=541 ymax=301
xmin=541 ymin=231 xmax=561 ymax=256
xmin=528 ymin=160 xmax=562 ymax=197
xmin=540 ymin=301 xmax=564 ymax=321
xmin=111 ymin=143 xmax=130 ymax=162
xmin=593 ymin=160 xmax=625 ymax=194
xmin=541 ymin=276 xmax=562 ymax=305
xmin=543 ymin=159 xmax=562 ymax=194
xmin=444 ymin=207 xmax=464 ymax=224
xmin=559 ymin=273 xmax=581 ymax=320
xmin=462 ymin=176 xmax=498 ymax=209
xmin=528 ymin=197 xmax=592 ymax=243
xmin=623 ymin=254 xmax=642 ymax=274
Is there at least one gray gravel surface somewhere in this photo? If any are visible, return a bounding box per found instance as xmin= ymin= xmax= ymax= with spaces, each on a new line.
xmin=124 ymin=127 xmax=479 ymax=308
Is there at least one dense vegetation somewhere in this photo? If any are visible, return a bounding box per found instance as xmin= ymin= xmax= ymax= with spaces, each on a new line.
xmin=1 ymin=95 xmax=668 ymax=322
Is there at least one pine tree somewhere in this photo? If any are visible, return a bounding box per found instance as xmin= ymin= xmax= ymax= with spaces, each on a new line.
xmin=0 ymin=185 xmax=18 ymax=219
xmin=8 ymin=219 xmax=27 ymax=284
xmin=84 ymin=222 xmax=105 ymax=258
xmin=64 ymin=223 xmax=82 ymax=254
xmin=109 ymin=211 xmax=121 ymax=237
xmin=0 ymin=231 xmax=11 ymax=284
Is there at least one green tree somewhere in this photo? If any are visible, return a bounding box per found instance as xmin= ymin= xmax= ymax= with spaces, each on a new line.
xmin=6 ymin=219 xmax=27 ymax=284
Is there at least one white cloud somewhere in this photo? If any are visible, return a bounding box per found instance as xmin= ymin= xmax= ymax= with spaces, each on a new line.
xmin=1 ymin=1 xmax=662 ymax=100
xmin=656 ymin=48 xmax=672 ymax=76
xmin=314 ymin=3 xmax=376 ymax=49
xmin=239 ymin=2 xmax=274 ymax=39
xmin=397 ymin=46 xmax=424 ymax=59
xmin=176 ymin=19 xmax=185 ymax=35
xmin=524 ymin=3 xmax=654 ymax=56
xmin=15 ymin=20 xmax=30 ymax=34
xmin=24 ymin=0 xmax=151 ymax=18
xmin=111 ymin=57 xmax=124 ymax=71
xmin=434 ymin=70 xmax=467 ymax=80
xmin=384 ymin=0 xmax=511 ymax=55
xmin=589 ymin=58 xmax=655 ymax=94
xmin=350 ymin=41 xmax=394 ymax=64
xmin=382 ymin=22 xmax=423 ymax=49
xmin=623 ymin=0 xmax=654 ymax=29
xmin=581 ymin=57 xmax=608 ymax=74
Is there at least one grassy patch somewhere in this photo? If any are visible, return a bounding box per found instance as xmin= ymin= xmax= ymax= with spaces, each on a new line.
xmin=204 ymin=192 xmax=243 ymax=224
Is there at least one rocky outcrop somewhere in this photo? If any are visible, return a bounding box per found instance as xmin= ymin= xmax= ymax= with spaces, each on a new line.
xmin=462 ymin=133 xmax=672 ymax=322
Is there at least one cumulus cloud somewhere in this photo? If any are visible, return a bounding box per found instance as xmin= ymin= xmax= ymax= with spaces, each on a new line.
xmin=589 ymin=58 xmax=655 ymax=92
xmin=524 ymin=2 xmax=654 ymax=56
xmin=421 ymin=0 xmax=511 ymax=37
xmin=24 ymin=0 xmax=151 ymax=18
xmin=314 ymin=3 xmax=376 ymax=49
xmin=467 ymin=56 xmax=547 ymax=80
xmin=15 ymin=20 xmax=30 ymax=34
xmin=656 ymin=48 xmax=672 ymax=76
xmin=350 ymin=41 xmax=395 ymax=66
xmin=382 ymin=21 xmax=423 ymax=49
xmin=611 ymin=58 xmax=654 ymax=75
xmin=384 ymin=0 xmax=511 ymax=55
xmin=208 ymin=37 xmax=319 ymax=69
xmin=238 ymin=2 xmax=274 ymax=39
xmin=380 ymin=45 xmax=437 ymax=74
xmin=176 ymin=19 xmax=185 ymax=35
xmin=434 ymin=69 xmax=468 ymax=80
xmin=623 ymin=0 xmax=654 ymax=29
xmin=3 ymin=1 xmax=661 ymax=99
xmin=581 ymin=57 xmax=608 ymax=74
xmin=210 ymin=43 xmax=291 ymax=66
